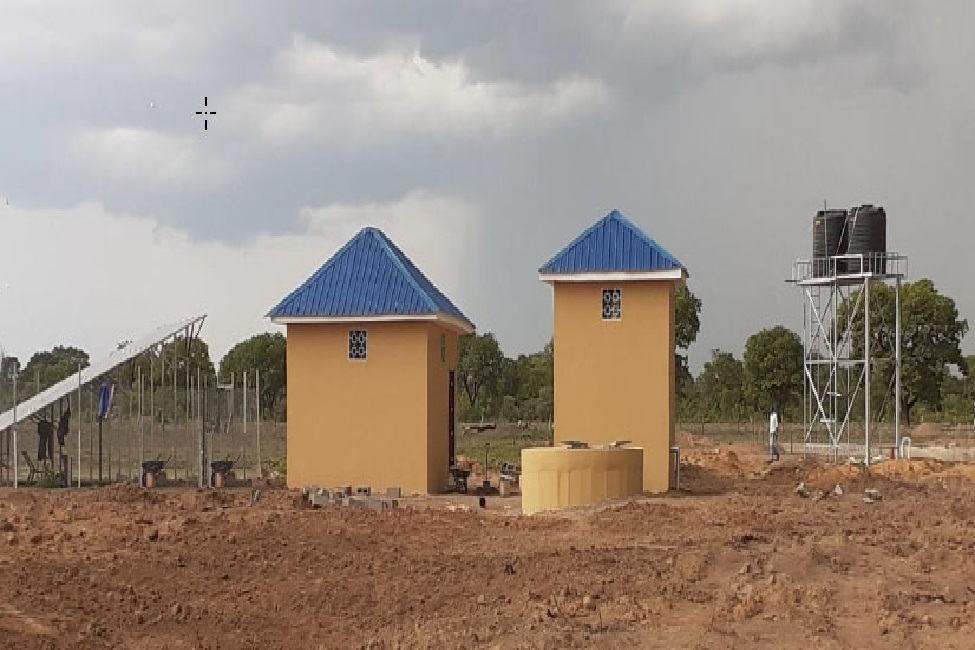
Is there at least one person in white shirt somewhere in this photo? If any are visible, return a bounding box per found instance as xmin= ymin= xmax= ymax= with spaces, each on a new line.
xmin=769 ymin=407 xmax=780 ymax=462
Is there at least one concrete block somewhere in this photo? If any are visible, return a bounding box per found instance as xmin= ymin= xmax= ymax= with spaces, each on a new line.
xmin=366 ymin=499 xmax=383 ymax=511
xmin=356 ymin=486 xmax=372 ymax=497
xmin=309 ymin=490 xmax=330 ymax=508
xmin=499 ymin=480 xmax=512 ymax=498
xmin=340 ymin=486 xmax=353 ymax=497
xmin=385 ymin=487 xmax=402 ymax=499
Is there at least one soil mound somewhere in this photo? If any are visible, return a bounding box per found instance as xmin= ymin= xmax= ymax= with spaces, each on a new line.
xmin=871 ymin=458 xmax=947 ymax=480
xmin=800 ymin=462 xmax=862 ymax=489
xmin=92 ymin=482 xmax=163 ymax=504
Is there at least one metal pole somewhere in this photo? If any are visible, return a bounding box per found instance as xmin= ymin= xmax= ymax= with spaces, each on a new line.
xmin=128 ymin=378 xmax=133 ymax=480
xmin=0 ymin=353 xmax=4 ymax=485
xmin=198 ymin=367 xmax=203 ymax=488
xmin=139 ymin=367 xmax=144 ymax=469
xmin=77 ymin=364 xmax=82 ymax=487
xmin=206 ymin=376 xmax=212 ymax=488
xmin=173 ymin=340 xmax=177 ymax=480
xmin=243 ymin=371 xmax=248 ymax=476
xmin=98 ymin=416 xmax=103 ymax=483
xmin=149 ymin=356 xmax=154 ymax=462
xmin=12 ymin=372 xmax=17 ymax=488
xmin=895 ymin=276 xmax=902 ymax=457
xmin=256 ymin=368 xmax=262 ymax=478
xmin=802 ymin=285 xmax=808 ymax=455
xmin=0 ymin=349 xmax=4 ymax=485
xmin=185 ymin=361 xmax=190 ymax=480
xmin=88 ymin=386 xmax=93 ymax=484
xmin=864 ymin=278 xmax=871 ymax=465
xmin=831 ymin=280 xmax=837 ymax=454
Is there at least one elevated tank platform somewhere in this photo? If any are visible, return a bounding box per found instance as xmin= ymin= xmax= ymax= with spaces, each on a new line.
xmin=789 ymin=251 xmax=908 ymax=287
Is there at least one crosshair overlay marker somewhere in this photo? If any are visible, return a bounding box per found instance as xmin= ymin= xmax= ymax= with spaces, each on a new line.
xmin=195 ymin=96 xmax=216 ymax=131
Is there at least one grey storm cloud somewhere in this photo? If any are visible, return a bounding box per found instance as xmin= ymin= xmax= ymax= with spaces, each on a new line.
xmin=0 ymin=0 xmax=973 ymax=369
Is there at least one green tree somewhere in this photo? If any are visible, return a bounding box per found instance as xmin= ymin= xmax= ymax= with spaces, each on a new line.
xmin=838 ymin=279 xmax=968 ymax=426
xmin=0 ymin=353 xmax=21 ymax=412
xmin=743 ymin=326 xmax=803 ymax=416
xmin=696 ymin=349 xmax=746 ymax=422
xmin=20 ymin=345 xmax=90 ymax=395
xmin=519 ymin=339 xmax=554 ymax=421
xmin=457 ymin=333 xmax=504 ymax=420
xmin=675 ymin=284 xmax=702 ymax=408
xmin=219 ymin=332 xmax=287 ymax=419
xmin=675 ymin=284 xmax=702 ymax=352
xmin=0 ymin=354 xmax=20 ymax=379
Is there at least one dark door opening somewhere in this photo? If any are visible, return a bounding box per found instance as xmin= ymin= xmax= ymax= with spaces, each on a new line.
xmin=448 ymin=370 xmax=456 ymax=466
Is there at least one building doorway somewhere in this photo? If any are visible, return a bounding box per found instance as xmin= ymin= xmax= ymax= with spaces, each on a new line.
xmin=448 ymin=370 xmax=456 ymax=465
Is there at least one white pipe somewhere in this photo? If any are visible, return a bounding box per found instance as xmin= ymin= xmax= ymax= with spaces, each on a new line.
xmin=670 ymin=445 xmax=680 ymax=490
xmin=900 ymin=436 xmax=911 ymax=460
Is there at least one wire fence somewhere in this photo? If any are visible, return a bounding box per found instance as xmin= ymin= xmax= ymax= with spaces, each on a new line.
xmin=678 ymin=419 xmax=975 ymax=456
xmin=0 ymin=380 xmax=286 ymax=488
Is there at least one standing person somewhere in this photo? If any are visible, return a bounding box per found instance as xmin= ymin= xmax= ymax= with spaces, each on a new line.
xmin=769 ymin=407 xmax=780 ymax=462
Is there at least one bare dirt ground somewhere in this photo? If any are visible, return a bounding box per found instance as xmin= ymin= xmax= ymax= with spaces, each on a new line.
xmin=3 ymin=434 xmax=975 ymax=649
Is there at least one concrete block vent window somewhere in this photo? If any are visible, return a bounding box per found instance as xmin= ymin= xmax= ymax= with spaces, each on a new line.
xmin=348 ymin=329 xmax=367 ymax=360
xmin=602 ymin=288 xmax=622 ymax=320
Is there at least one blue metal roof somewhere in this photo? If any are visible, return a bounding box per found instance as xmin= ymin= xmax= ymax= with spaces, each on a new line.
xmin=268 ymin=227 xmax=474 ymax=328
xmin=539 ymin=209 xmax=685 ymax=274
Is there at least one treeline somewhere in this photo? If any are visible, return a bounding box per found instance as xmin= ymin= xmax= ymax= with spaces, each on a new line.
xmin=458 ymin=279 xmax=971 ymax=428
xmin=456 ymin=335 xmax=553 ymax=423
xmin=3 ymin=278 xmax=969 ymax=428
xmin=678 ymin=279 xmax=969 ymax=426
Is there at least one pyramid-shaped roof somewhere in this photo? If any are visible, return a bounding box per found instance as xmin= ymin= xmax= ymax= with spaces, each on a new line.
xmin=268 ymin=227 xmax=474 ymax=331
xmin=539 ymin=209 xmax=686 ymax=278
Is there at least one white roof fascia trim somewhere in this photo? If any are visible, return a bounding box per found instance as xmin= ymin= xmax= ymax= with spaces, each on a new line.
xmin=271 ymin=313 xmax=474 ymax=334
xmin=539 ymin=269 xmax=686 ymax=283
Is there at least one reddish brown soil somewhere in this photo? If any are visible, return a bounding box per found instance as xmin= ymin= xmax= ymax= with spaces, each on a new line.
xmin=3 ymin=442 xmax=975 ymax=649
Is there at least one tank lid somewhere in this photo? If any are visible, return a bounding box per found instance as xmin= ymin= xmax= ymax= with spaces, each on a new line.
xmin=560 ymin=440 xmax=590 ymax=449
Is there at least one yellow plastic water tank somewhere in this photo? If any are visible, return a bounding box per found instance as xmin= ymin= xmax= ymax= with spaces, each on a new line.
xmin=520 ymin=446 xmax=644 ymax=515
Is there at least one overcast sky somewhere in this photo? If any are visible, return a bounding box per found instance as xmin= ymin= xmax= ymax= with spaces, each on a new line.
xmin=1 ymin=1 xmax=973 ymax=371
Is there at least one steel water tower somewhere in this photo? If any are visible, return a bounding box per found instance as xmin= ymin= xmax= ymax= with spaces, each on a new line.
xmin=789 ymin=205 xmax=907 ymax=464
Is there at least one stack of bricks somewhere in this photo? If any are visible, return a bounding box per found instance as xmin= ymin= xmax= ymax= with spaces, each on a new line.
xmin=305 ymin=485 xmax=400 ymax=510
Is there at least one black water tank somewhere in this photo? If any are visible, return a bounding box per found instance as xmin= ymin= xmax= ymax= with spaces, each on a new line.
xmin=846 ymin=205 xmax=887 ymax=273
xmin=812 ymin=210 xmax=848 ymax=277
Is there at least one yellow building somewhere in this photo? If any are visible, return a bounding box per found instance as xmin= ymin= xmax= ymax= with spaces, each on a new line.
xmin=539 ymin=210 xmax=688 ymax=493
xmin=268 ymin=227 xmax=474 ymax=494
